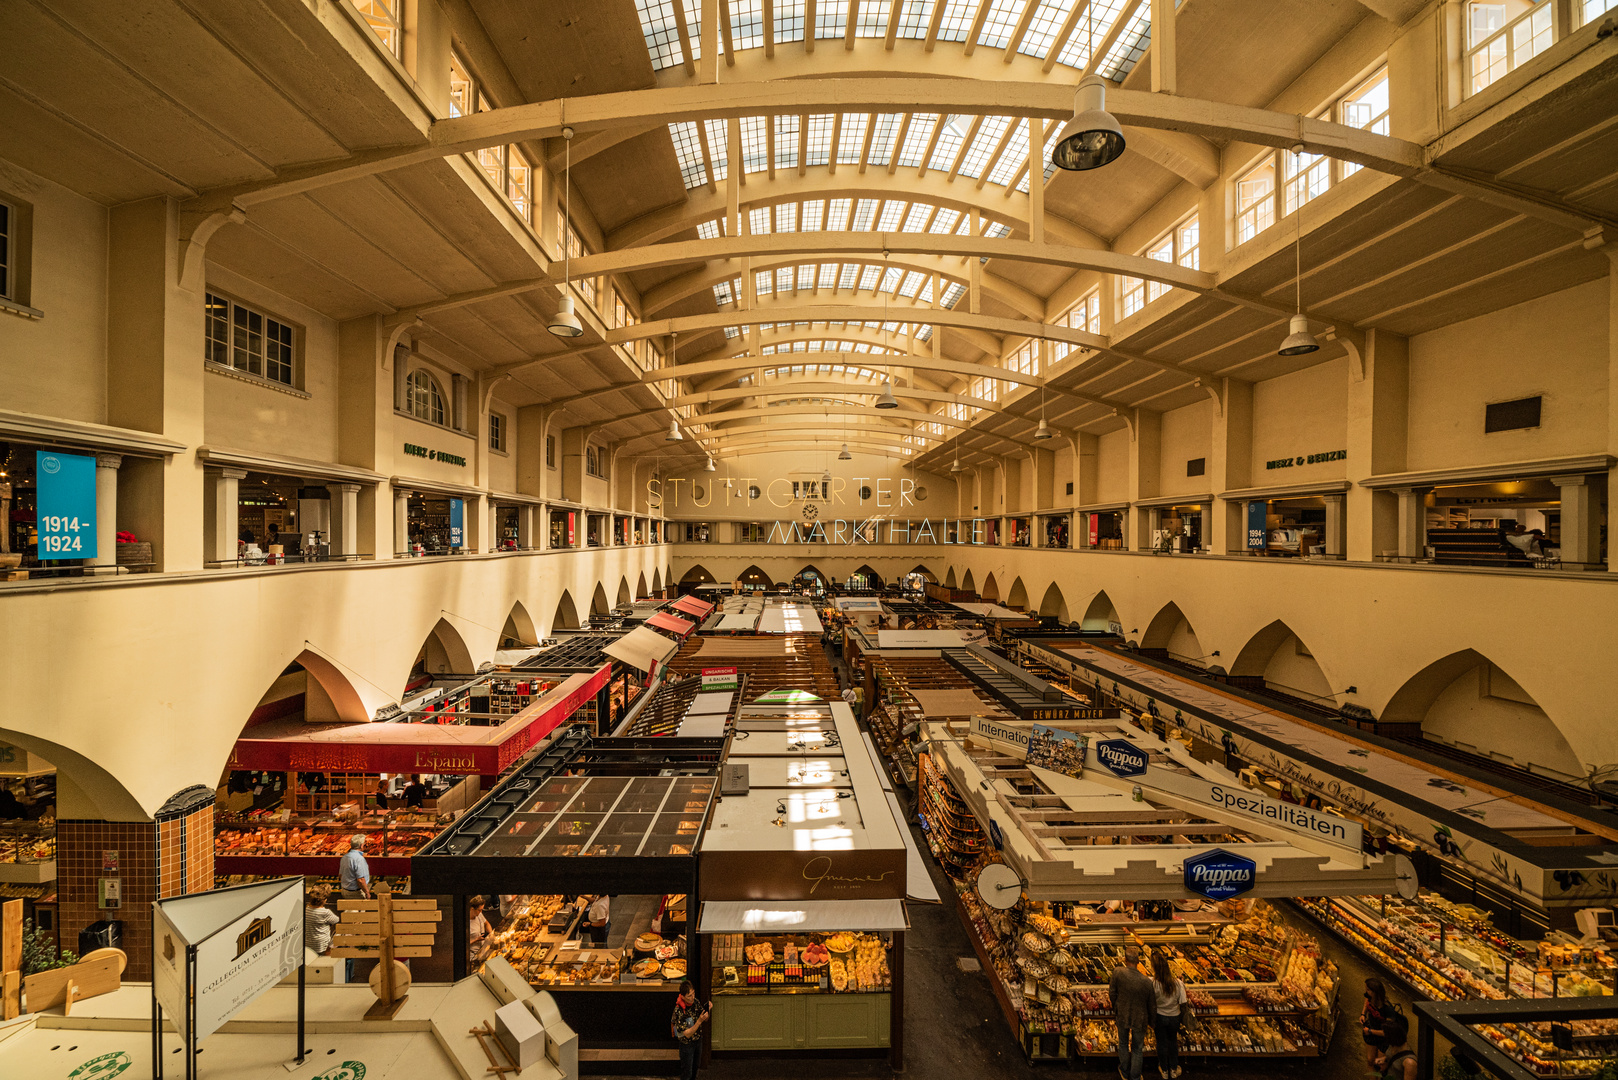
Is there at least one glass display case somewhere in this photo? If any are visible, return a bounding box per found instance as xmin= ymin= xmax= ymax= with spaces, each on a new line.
xmin=481 ymin=894 xmax=689 ymax=990
xmin=0 ymin=820 xmax=55 ymax=865
xmin=214 ymin=810 xmax=441 ymax=861
xmin=709 ymin=931 xmax=893 ymax=995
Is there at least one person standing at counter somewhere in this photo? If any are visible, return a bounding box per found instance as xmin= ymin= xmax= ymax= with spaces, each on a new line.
xmin=338 ymin=834 xmax=371 ymax=899
xmin=403 ymin=774 xmax=428 ymax=809
xmin=468 ymin=896 xmax=493 ymax=968
xmin=584 ymin=894 xmax=611 ymax=944
xmin=671 ymin=980 xmax=710 ymax=1080
xmin=374 ymin=777 xmax=390 ymax=810
xmin=1110 ymin=945 xmax=1154 ymax=1080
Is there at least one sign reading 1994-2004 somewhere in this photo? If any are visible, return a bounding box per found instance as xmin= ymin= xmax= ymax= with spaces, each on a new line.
xmin=35 ymin=450 xmax=98 ymax=560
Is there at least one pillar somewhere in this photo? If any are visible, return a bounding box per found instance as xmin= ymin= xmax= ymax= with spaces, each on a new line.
xmin=1322 ymin=493 xmax=1346 ymax=558
xmin=87 ymin=453 xmax=122 ymax=573
xmin=452 ymin=373 xmax=470 ymax=432
xmin=327 ymin=482 xmax=361 ymax=557
xmin=1394 ymin=487 xmax=1430 ymax=559
xmin=207 ymin=468 xmax=246 ymax=564
xmin=1552 ymin=475 xmax=1599 ymax=567
xmin=518 ymin=505 xmax=536 ymax=549
xmin=1209 ymin=380 xmax=1253 ymax=554
xmin=1347 ymin=329 xmax=1409 ymax=561
xmin=1127 ymin=409 xmax=1161 ymax=551
xmin=394 ymin=487 xmax=411 ymax=556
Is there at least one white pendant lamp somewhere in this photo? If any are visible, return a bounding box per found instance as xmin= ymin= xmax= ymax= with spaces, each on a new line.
xmin=549 ymin=127 xmax=584 ymax=338
xmin=950 ymin=446 xmax=968 ymax=472
xmin=1278 ymin=145 xmax=1320 ymax=357
xmin=838 ymin=443 xmax=852 ymax=460
xmin=666 ymin=419 xmax=683 ymax=441
xmin=704 ymin=457 xmax=716 ymax=471
xmin=875 ymin=380 xmax=899 ymax=409
xmin=821 ymin=468 xmax=832 ymax=486
xmin=1034 ymin=387 xmax=1054 ymax=439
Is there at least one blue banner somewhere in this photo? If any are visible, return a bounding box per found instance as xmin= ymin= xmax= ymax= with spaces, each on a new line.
xmin=1184 ymin=848 xmax=1256 ymax=900
xmin=1246 ymin=501 xmax=1268 ymax=550
xmin=448 ymin=498 xmax=464 ymax=549
xmin=35 ymin=451 xmax=98 ymax=561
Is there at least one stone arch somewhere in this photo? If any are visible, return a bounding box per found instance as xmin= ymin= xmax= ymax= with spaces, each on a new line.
xmin=853 ymin=564 xmax=884 ymax=588
xmin=980 ymin=572 xmax=1000 ymax=601
xmin=1230 ymin=620 xmax=1331 ymax=701
xmin=944 ymin=566 xmax=957 ymax=587
xmin=617 ymin=576 xmax=632 ymax=606
xmin=1038 ymin=582 xmax=1069 ymax=621
xmin=243 ymin=649 xmax=370 ymax=728
xmin=1006 ymin=576 xmax=1029 ymax=609
xmin=416 ymin=617 xmax=475 ymax=678
xmin=1079 ymin=590 xmax=1121 ymax=633
xmin=681 ymin=564 xmax=715 ymax=585
xmin=651 ymin=567 xmax=663 ymax=593
xmin=500 ymin=602 xmax=539 ymax=648
xmin=1140 ymin=602 xmax=1206 ymax=666
xmin=1382 ymin=650 xmax=1584 ymax=780
xmin=591 ymin=582 xmax=611 ymax=615
xmin=552 ymin=590 xmax=581 ymax=630
xmin=796 ymin=564 xmax=829 ymax=585
xmin=0 ymin=726 xmax=144 ymax=822
xmin=961 ymin=567 xmax=975 ymax=593
xmin=737 ymin=564 xmax=772 ymax=587
xmin=637 ymin=572 xmax=649 ymax=598
xmin=908 ymin=564 xmax=936 ymax=582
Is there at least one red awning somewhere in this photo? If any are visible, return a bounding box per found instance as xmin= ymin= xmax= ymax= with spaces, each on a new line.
xmin=646 ymin=611 xmax=695 ymax=636
xmin=672 ymin=595 xmax=715 ymax=618
xmin=229 ymin=665 xmax=610 ymax=775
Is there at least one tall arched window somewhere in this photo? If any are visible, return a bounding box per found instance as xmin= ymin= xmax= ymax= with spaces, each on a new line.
xmin=408 ymin=368 xmax=445 ymax=426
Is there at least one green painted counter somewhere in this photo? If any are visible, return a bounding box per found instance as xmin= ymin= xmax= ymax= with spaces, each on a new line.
xmin=711 ymin=992 xmax=892 ymax=1050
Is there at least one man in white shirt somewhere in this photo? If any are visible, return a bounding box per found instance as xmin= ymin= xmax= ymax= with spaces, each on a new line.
xmin=584 ymin=894 xmax=610 ymax=944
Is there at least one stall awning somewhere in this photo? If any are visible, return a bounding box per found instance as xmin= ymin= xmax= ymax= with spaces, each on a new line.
xmin=603 ymin=626 xmax=680 ymax=673
xmin=645 ymin=611 xmax=695 ymax=636
xmin=230 ymin=667 xmax=609 ymax=775
xmin=876 ymin=630 xmax=966 ymax=649
xmin=698 ymin=900 xmax=909 ymax=934
xmin=672 ymin=595 xmax=715 ymax=618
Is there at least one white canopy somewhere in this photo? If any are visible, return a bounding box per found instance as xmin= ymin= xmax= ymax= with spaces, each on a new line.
xmin=602 ymin=626 xmax=679 ymax=673
xmin=698 ymin=899 xmax=909 ymax=934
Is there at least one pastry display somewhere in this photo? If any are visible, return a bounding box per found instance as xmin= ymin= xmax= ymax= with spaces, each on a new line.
xmin=803 ymin=943 xmax=831 ymax=967
xmin=712 ymin=932 xmax=891 ymax=996
xmin=631 ymin=958 xmax=661 ymax=978
xmin=663 ymin=959 xmax=687 ymax=979
xmin=634 ymin=933 xmax=664 ymax=952
xmin=745 ymin=942 xmax=775 ymax=965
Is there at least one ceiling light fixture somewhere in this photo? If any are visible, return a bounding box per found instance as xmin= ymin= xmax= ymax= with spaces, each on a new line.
xmin=1051 ymin=11 xmax=1124 ymax=172
xmin=875 ymin=380 xmax=899 ymax=409
xmin=547 ymin=127 xmax=584 ymax=338
xmin=704 ymin=457 xmax=715 ymax=471
xmin=1278 ymin=145 xmax=1320 ymax=357
xmin=666 ymin=419 xmax=683 ymax=441
xmin=1034 ymin=386 xmax=1054 ymax=440
xmin=838 ymin=443 xmax=852 ymax=460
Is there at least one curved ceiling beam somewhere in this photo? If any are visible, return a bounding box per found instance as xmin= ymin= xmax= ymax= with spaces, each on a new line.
xmin=694 ymin=404 xmax=981 ymax=431
xmin=199 ymin=79 xmax=1423 ymax=211
xmin=700 ymin=293 xmax=1008 ymax=355
xmin=607 ymin=173 xmax=1107 ymax=250
xmin=670 ymin=383 xmax=1000 ymax=411
xmin=641 ymin=254 xmax=1043 ymax=320
xmin=612 ymin=303 xmax=1108 ymax=350
xmin=704 ymin=439 xmax=937 ymax=458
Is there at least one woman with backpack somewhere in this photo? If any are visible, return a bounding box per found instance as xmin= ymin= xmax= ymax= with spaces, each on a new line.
xmin=1150 ymin=950 xmax=1188 ymax=1079
xmin=1361 ymin=977 xmax=1397 ymax=1071
xmin=1378 ymin=1013 xmax=1417 ymax=1080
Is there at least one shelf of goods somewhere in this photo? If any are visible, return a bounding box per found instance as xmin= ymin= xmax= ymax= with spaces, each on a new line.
xmin=708 ymin=931 xmax=893 ymax=1051
xmin=958 ymin=887 xmax=1337 ymax=1062
xmin=480 ymin=894 xmax=689 ymax=991
xmin=215 ymin=873 xmax=410 ymax=893
xmin=917 ymin=752 xmax=988 ymax=876
xmin=213 ymin=809 xmax=442 ymax=876
xmin=1296 ymin=893 xmax=1615 ymax=1077
xmin=0 ymin=820 xmax=56 ymax=883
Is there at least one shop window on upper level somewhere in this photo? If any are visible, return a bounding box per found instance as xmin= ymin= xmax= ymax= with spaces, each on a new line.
xmin=205 ymin=291 xmax=297 ymax=388
xmin=408 ymin=368 xmax=446 ymax=426
xmin=449 ymin=52 xmax=474 ymax=117
xmin=489 ymin=412 xmax=507 ymax=452
xmin=353 ymin=0 xmax=403 ymax=58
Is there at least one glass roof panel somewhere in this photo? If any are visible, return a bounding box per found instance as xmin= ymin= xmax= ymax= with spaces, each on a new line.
xmin=774 ymin=114 xmax=800 ymax=170
xmin=836 ymin=113 xmax=869 ymax=164
xmin=855 ymin=0 xmax=890 ymax=36
xmin=635 ymin=0 xmax=686 ymax=69
xmin=868 ymin=113 xmax=904 ymax=168
xmin=935 ymin=0 xmax=976 ymax=42
xmin=776 ymin=0 xmax=807 ymax=45
xmin=895 ymin=0 xmax=937 ymax=37
xmin=705 ymin=119 xmax=730 ymax=181
xmin=731 ymin=0 xmax=765 ymax=49
xmin=805 ymin=114 xmax=835 ymax=166
xmin=976 ymin=0 xmax=1025 ymax=50
xmin=1098 ymin=1 xmax=1152 ymax=80
xmin=958 ymin=115 xmax=1011 ymax=179
xmin=1019 ymin=0 xmax=1075 ymax=58
xmin=816 ymin=0 xmax=849 ymax=37
xmin=669 ymin=121 xmax=708 ymax=187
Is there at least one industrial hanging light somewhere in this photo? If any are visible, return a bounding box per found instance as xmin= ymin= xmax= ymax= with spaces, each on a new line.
xmin=1034 ymin=387 xmax=1054 ymax=440
xmin=1052 ymin=77 xmax=1127 ymax=172
xmin=1278 ymin=147 xmax=1320 ymax=357
xmin=704 ymin=457 xmax=716 ymax=471
xmin=548 ymin=127 xmax=584 ymax=338
xmin=821 ymin=468 xmax=833 ymax=486
xmin=875 ymin=380 xmax=899 ymax=409
xmin=838 ymin=443 xmax=852 ymax=460
xmin=950 ymin=445 xmax=968 ymax=473
xmin=666 ymin=419 xmax=683 ymax=441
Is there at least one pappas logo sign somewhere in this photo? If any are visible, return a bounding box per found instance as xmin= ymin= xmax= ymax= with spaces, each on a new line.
xmin=1095 ymin=739 xmax=1148 ymax=777
xmin=1184 ymin=848 xmax=1256 ymax=900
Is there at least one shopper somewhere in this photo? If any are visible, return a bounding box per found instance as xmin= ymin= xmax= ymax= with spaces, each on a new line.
xmin=303 ymin=885 xmax=340 ymax=956
xmin=1109 ymin=944 xmax=1155 ymax=1080
xmin=468 ymin=896 xmax=492 ymax=968
xmin=670 ymin=980 xmax=710 ymax=1080
xmin=1361 ymin=977 xmax=1393 ymax=1070
xmin=1150 ymin=950 xmax=1188 ymax=1079
xmin=338 ymin=834 xmax=371 ymax=900
xmin=584 ymin=894 xmax=611 ymax=944
xmin=1378 ymin=1014 xmax=1417 ymax=1080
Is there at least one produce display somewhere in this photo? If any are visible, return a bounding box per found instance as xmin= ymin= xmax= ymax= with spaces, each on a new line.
xmin=711 ymin=931 xmax=893 ymax=995
xmin=0 ymin=821 xmax=54 ymax=864
xmin=1297 ymin=892 xmax=1616 ymax=1077
xmin=917 ymin=752 xmax=986 ymax=874
xmin=214 ymin=810 xmax=442 ymax=859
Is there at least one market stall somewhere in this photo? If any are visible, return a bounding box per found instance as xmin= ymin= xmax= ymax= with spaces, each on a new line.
xmin=412 ymin=729 xmax=724 ymax=1055
xmin=698 ymin=694 xmax=910 ymax=1066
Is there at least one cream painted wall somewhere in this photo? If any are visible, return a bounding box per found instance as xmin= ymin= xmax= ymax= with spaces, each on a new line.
xmin=486 ymin=404 xmax=517 ymax=491
xmin=1094 ymin=428 xmax=1131 ymax=503
xmin=1423 ymin=664 xmax=1584 ymax=780
xmin=393 ymin=410 xmax=476 ymax=485
xmin=1158 ymin=399 xmax=1214 ymax=497
xmin=1261 ymin=634 xmax=1334 ymax=701
xmin=0 ymin=162 xmax=107 ymax=423
xmin=1406 ymin=279 xmax=1609 ymax=472
xmin=656 ymin=451 xmax=956 ymax=520
xmin=1251 ymin=357 xmax=1350 ymax=482
xmin=1165 ymin=616 xmax=1205 ymax=665
xmin=1053 ymin=443 xmax=1075 ymax=503
xmin=202 ymin=263 xmax=339 ymax=461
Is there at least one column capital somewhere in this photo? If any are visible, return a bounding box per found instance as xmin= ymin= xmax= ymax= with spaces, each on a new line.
xmin=1389 ymin=485 xmax=1433 ymax=497
xmin=1549 ymin=474 xmax=1590 ymax=488
xmin=211 ymin=467 xmax=248 ymax=481
xmin=327 ymin=482 xmax=364 ymax=494
xmin=95 ymin=452 xmax=124 ymax=470
xmin=394 ymin=487 xmax=413 ymax=500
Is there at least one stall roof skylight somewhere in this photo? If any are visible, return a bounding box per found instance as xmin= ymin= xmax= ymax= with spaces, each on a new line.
xmin=636 ymin=0 xmax=1152 ymax=77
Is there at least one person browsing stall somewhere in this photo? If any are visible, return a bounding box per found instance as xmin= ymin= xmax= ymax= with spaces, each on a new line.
xmin=303 ymin=885 xmax=340 ymax=956
xmin=338 ymin=834 xmax=371 ymax=899
xmin=1110 ymin=945 xmax=1155 ymax=1080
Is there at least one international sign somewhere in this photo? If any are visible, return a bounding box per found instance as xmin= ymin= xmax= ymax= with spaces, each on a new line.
xmin=1095 ymin=738 xmax=1149 ymax=778
xmin=1185 ymin=848 xmax=1257 ymax=900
